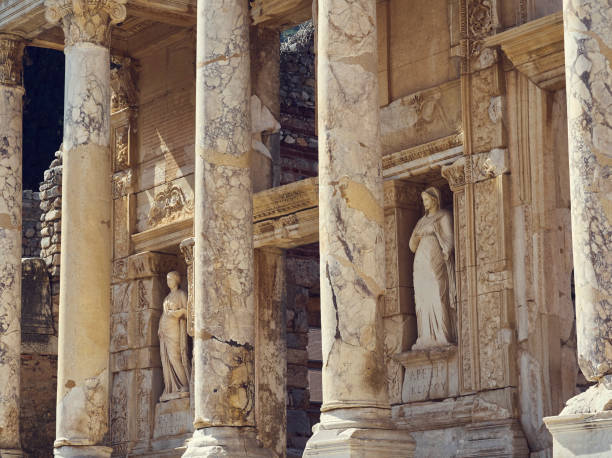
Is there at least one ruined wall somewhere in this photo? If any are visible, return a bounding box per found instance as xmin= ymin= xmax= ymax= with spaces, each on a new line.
xmin=21 ymin=190 xmax=41 ymax=257
xmin=279 ymin=23 xmax=317 ymax=186
xmin=20 ymin=257 xmax=57 ymax=457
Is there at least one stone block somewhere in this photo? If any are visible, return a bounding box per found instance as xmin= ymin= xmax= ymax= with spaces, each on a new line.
xmin=287 ymin=332 xmax=308 ymax=350
xmin=287 ymin=348 xmax=308 ymax=365
xmin=111 ymin=312 xmax=129 ymax=352
xmin=287 ymin=409 xmax=311 ymax=437
xmin=110 ymin=371 xmax=131 ymax=446
xmin=287 ymin=363 xmax=308 ymax=388
xmin=21 ymin=258 xmax=54 ymax=338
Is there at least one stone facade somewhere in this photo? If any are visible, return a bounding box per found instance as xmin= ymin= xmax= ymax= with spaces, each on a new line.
xmin=1 ymin=0 xmax=611 ymax=457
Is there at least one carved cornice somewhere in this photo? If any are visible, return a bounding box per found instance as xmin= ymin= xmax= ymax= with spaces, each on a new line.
xmin=484 ymin=11 xmax=564 ymax=90
xmin=441 ymin=148 xmax=509 ymax=191
xmin=111 ymin=55 xmax=138 ymax=112
xmin=45 ymin=0 xmax=127 ymax=47
xmin=0 ymin=33 xmax=25 ymax=87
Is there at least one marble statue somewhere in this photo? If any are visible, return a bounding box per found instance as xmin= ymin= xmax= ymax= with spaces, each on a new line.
xmin=158 ymin=271 xmax=190 ymax=401
xmin=409 ymin=186 xmax=457 ymax=350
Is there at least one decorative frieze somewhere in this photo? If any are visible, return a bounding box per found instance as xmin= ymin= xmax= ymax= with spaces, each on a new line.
xmin=147 ymin=182 xmax=194 ymax=228
xmin=45 ymin=0 xmax=127 ymax=47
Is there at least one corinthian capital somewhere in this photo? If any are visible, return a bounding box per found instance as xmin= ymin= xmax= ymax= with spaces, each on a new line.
xmin=0 ymin=33 xmax=25 ymax=86
xmin=45 ymin=0 xmax=127 ymax=47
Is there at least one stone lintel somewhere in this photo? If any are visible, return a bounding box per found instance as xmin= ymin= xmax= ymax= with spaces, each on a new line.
xmin=383 ymin=133 xmax=464 ymax=181
xmin=485 ymin=11 xmax=564 ymax=91
xmin=253 ymin=176 xmax=318 ymax=222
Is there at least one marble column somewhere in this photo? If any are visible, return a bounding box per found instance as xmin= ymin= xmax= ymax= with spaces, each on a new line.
xmin=305 ymin=0 xmax=414 ymax=455
xmin=44 ymin=1 xmax=126 ymax=456
xmin=184 ymin=0 xmax=269 ymax=455
xmin=544 ymin=1 xmax=612 ymax=455
xmin=562 ymin=0 xmax=612 ymax=385
xmin=0 ymin=32 xmax=25 ymax=458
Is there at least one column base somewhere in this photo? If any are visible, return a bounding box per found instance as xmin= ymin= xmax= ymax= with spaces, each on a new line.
xmin=0 ymin=449 xmax=23 ymax=457
xmin=53 ymin=445 xmax=112 ymax=457
xmin=544 ymin=412 xmax=612 ymax=457
xmin=183 ymin=427 xmax=272 ymax=457
xmin=303 ymin=425 xmax=415 ymax=457
xmin=544 ymin=382 xmax=612 ymax=457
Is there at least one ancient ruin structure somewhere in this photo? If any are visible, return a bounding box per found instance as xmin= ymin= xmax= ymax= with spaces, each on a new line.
xmin=0 ymin=0 xmax=611 ymax=456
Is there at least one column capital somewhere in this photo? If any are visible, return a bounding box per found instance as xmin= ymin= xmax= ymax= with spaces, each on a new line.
xmin=0 ymin=33 xmax=25 ymax=87
xmin=44 ymin=0 xmax=127 ymax=47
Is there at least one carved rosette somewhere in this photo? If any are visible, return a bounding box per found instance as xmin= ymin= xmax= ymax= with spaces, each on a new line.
xmin=44 ymin=0 xmax=127 ymax=47
xmin=0 ymin=34 xmax=25 ymax=87
xmin=110 ymin=55 xmax=138 ymax=112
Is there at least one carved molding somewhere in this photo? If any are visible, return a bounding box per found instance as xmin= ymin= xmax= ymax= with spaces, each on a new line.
xmin=383 ymin=180 xmax=424 ymax=210
xmin=253 ymin=177 xmax=318 ymax=222
xmin=442 ymin=148 xmax=508 ymax=192
xmin=147 ymin=182 xmax=194 ymax=228
xmin=467 ymin=0 xmax=500 ymax=57
xmin=45 ymin=0 xmax=127 ymax=47
xmin=442 ymin=157 xmax=467 ymax=192
xmin=111 ymin=55 xmax=138 ymax=112
xmin=0 ymin=33 xmax=25 ymax=86
xmin=112 ymin=169 xmax=133 ymax=199
xmin=383 ymin=132 xmax=464 ymax=180
xmin=111 ymin=109 xmax=136 ymax=172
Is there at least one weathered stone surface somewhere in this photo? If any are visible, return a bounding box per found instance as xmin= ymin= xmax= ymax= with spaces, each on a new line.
xmin=47 ymin=2 xmax=119 ymax=454
xmin=307 ymin=0 xmax=415 ymax=455
xmin=562 ymin=0 xmax=612 ymax=383
xmin=0 ymin=32 xmax=24 ymax=454
xmin=186 ymin=0 xmax=268 ymax=455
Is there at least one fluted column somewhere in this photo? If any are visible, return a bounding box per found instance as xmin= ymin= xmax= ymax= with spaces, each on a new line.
xmin=44 ymin=1 xmax=126 ymax=456
xmin=563 ymin=0 xmax=612 ymax=384
xmin=0 ymin=32 xmax=25 ymax=458
xmin=304 ymin=0 xmax=414 ymax=455
xmin=184 ymin=0 xmax=269 ymax=455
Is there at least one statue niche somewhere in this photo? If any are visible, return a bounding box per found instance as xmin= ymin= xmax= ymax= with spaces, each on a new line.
xmin=158 ymin=271 xmax=191 ymax=401
xmin=409 ymin=186 xmax=457 ymax=350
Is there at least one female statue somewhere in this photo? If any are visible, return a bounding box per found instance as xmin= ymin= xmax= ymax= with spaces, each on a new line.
xmin=409 ymin=186 xmax=457 ymax=350
xmin=158 ymin=271 xmax=190 ymax=401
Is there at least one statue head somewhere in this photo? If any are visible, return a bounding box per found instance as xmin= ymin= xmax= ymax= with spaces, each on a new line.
xmin=167 ymin=271 xmax=181 ymax=290
xmin=421 ymin=186 xmax=441 ymax=213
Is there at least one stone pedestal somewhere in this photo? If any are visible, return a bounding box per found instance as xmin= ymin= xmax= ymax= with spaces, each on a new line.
xmin=305 ymin=0 xmax=414 ymax=455
xmin=152 ymin=397 xmax=192 ymax=454
xmin=395 ymin=345 xmax=458 ymax=403
xmin=44 ymin=1 xmax=126 ymax=456
xmin=0 ymin=32 xmax=24 ymax=457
